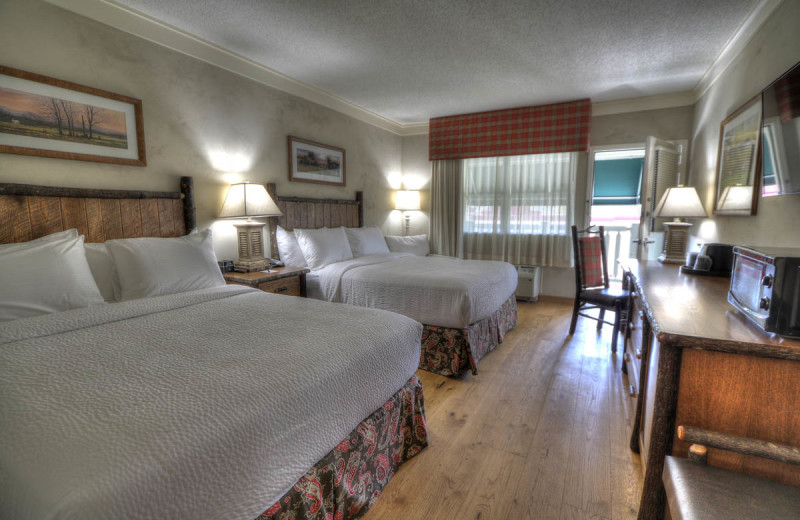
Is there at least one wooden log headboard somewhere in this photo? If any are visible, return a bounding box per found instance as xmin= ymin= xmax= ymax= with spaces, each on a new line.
xmin=0 ymin=176 xmax=196 ymax=244
xmin=266 ymin=182 xmax=363 ymax=260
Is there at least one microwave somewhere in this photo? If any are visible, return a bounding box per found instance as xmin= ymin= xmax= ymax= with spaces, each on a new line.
xmin=728 ymin=246 xmax=800 ymax=337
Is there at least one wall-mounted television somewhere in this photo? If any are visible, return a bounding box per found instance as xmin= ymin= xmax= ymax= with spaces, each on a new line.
xmin=761 ymin=61 xmax=800 ymax=197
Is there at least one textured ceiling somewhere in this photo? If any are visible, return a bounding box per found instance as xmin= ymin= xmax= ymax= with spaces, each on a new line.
xmin=112 ymin=0 xmax=761 ymax=125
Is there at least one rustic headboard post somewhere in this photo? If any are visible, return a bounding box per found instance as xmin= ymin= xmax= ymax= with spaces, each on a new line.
xmin=180 ymin=176 xmax=196 ymax=233
xmin=266 ymin=183 xmax=364 ymax=260
xmin=267 ymin=182 xmax=279 ymax=260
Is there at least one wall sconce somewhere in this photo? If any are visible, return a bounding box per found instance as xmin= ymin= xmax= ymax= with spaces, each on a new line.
xmin=395 ymin=190 xmax=420 ymax=236
xmin=219 ymin=181 xmax=282 ymax=272
xmin=653 ymin=185 xmax=708 ymax=263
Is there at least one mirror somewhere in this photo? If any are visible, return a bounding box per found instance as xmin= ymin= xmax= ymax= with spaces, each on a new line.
xmin=761 ymin=61 xmax=800 ymax=197
xmin=714 ymin=95 xmax=762 ymax=216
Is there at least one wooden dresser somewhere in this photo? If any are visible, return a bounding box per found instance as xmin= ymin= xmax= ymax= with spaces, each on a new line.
xmin=620 ymin=260 xmax=800 ymax=520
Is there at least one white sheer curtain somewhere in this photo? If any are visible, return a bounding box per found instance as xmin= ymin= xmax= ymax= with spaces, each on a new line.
xmin=462 ymin=152 xmax=576 ymax=267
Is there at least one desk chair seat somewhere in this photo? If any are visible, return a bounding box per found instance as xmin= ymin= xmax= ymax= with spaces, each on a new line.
xmin=569 ymin=225 xmax=629 ymax=352
xmin=664 ymin=456 xmax=800 ymax=520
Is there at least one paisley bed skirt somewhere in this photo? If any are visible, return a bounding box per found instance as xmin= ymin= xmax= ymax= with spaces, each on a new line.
xmin=257 ymin=375 xmax=428 ymax=520
xmin=419 ymin=295 xmax=518 ymax=376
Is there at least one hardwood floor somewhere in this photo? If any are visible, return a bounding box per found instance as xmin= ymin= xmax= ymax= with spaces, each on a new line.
xmin=366 ymin=298 xmax=644 ymax=520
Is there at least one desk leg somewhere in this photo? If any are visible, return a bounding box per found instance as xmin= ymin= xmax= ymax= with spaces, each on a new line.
xmin=636 ymin=340 xmax=682 ymax=520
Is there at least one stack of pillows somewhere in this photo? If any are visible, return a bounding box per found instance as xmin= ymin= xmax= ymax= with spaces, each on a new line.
xmin=275 ymin=226 xmax=429 ymax=270
xmin=0 ymin=229 xmax=225 ymax=322
xmin=0 ymin=225 xmax=429 ymax=322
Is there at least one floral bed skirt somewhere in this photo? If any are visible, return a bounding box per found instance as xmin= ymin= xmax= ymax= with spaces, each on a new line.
xmin=419 ymin=296 xmax=518 ymax=376
xmin=256 ymin=375 xmax=428 ymax=520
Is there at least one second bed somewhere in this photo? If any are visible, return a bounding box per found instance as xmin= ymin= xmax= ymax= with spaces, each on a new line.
xmin=267 ymin=184 xmax=519 ymax=377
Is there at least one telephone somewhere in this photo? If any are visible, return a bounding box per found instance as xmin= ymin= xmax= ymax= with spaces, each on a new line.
xmin=267 ymin=258 xmax=285 ymax=267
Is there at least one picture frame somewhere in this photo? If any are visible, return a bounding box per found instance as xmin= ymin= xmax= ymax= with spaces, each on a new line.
xmin=0 ymin=65 xmax=146 ymax=166
xmin=288 ymin=136 xmax=345 ymax=186
xmin=714 ymin=94 xmax=762 ymax=216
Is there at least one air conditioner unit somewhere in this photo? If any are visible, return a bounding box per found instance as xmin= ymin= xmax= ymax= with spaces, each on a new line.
xmin=515 ymin=265 xmax=542 ymax=302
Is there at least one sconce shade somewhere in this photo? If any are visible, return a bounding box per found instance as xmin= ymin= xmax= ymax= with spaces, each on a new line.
xmin=219 ymin=182 xmax=282 ymax=219
xmin=717 ymin=185 xmax=754 ymax=212
xmin=654 ymin=186 xmax=708 ymax=219
xmin=395 ymin=190 xmax=420 ymax=211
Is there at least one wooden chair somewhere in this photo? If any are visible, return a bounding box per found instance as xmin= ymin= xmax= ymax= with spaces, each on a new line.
xmin=663 ymin=425 xmax=800 ymax=519
xmin=569 ymin=225 xmax=629 ymax=352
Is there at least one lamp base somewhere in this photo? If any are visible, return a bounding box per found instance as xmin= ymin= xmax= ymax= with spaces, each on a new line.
xmin=234 ymin=221 xmax=268 ymax=272
xmin=658 ymin=222 xmax=693 ymax=263
xmin=233 ymin=259 xmax=271 ymax=272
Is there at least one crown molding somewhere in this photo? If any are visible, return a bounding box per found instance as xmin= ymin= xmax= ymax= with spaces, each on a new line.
xmin=44 ymin=0 xmax=411 ymax=135
xmin=693 ymin=0 xmax=784 ymax=100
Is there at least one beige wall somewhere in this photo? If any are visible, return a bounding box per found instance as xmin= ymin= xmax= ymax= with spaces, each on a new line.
xmin=398 ymin=134 xmax=430 ymax=237
xmin=689 ymin=0 xmax=800 ymax=249
xmin=0 ymin=0 xmax=403 ymax=259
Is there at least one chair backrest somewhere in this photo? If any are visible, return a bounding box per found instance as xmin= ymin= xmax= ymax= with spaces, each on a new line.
xmin=571 ymin=225 xmax=609 ymax=291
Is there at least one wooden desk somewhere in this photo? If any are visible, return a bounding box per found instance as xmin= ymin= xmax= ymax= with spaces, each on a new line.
xmin=620 ymin=260 xmax=800 ymax=520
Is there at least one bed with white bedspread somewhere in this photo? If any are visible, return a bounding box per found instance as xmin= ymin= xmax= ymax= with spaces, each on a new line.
xmin=0 ymin=179 xmax=428 ymax=520
xmin=0 ymin=286 xmax=423 ymax=519
xmin=308 ymin=253 xmax=517 ymax=329
xmin=267 ymin=184 xmax=519 ymax=377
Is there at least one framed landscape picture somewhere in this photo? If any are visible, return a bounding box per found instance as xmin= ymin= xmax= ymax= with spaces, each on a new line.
xmin=288 ymin=136 xmax=345 ymax=186
xmin=0 ymin=65 xmax=146 ymax=166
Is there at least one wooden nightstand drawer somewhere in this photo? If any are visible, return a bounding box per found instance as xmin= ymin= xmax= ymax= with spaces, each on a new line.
xmin=223 ymin=266 xmax=309 ymax=297
xmin=258 ymin=276 xmax=301 ymax=296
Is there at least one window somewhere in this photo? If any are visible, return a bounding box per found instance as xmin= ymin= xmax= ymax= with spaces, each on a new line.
xmin=463 ymin=153 xmax=575 ymax=235
xmin=461 ymin=152 xmax=576 ymax=267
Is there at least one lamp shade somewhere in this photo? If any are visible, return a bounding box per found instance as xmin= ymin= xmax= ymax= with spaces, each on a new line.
xmin=717 ymin=185 xmax=754 ymax=211
xmin=654 ymin=186 xmax=707 ymax=219
xmin=219 ymin=182 xmax=282 ymax=219
xmin=395 ymin=190 xmax=420 ymax=211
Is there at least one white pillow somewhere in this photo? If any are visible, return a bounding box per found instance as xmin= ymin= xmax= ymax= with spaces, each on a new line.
xmin=107 ymin=229 xmax=225 ymax=301
xmin=384 ymin=234 xmax=430 ymax=256
xmin=276 ymin=226 xmax=308 ymax=267
xmin=84 ymin=242 xmax=119 ymax=302
xmin=0 ymin=235 xmax=105 ymax=321
xmin=294 ymin=227 xmax=353 ymax=269
xmin=0 ymin=228 xmax=78 ymax=254
xmin=344 ymin=227 xmax=391 ymax=257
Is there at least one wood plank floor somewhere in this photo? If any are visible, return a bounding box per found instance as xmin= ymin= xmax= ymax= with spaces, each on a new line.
xmin=366 ymin=298 xmax=644 ymax=520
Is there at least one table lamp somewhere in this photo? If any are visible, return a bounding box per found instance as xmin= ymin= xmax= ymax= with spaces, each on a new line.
xmin=395 ymin=190 xmax=420 ymax=236
xmin=219 ymin=181 xmax=282 ymax=272
xmin=653 ymin=185 xmax=707 ymax=263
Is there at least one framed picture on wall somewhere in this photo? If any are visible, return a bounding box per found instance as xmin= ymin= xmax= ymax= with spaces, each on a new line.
xmin=0 ymin=65 xmax=146 ymax=166
xmin=714 ymin=94 xmax=761 ymax=216
xmin=288 ymin=136 xmax=346 ymax=186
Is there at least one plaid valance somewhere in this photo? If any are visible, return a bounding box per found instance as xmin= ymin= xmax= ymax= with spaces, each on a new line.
xmin=429 ymin=99 xmax=592 ymax=161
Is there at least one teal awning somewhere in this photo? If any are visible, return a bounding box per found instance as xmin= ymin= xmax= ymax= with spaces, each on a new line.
xmin=592 ymin=158 xmax=643 ymax=205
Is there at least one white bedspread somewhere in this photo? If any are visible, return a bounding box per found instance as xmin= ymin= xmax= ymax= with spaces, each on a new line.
xmin=0 ymin=285 xmax=422 ymax=520
xmin=311 ymin=254 xmax=518 ymax=328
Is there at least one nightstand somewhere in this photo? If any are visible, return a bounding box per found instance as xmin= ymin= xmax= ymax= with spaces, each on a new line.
xmin=223 ymin=266 xmax=310 ymax=297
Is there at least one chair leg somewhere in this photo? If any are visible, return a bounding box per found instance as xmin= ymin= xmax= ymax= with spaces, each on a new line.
xmin=569 ymin=299 xmax=580 ymax=334
xmin=611 ymin=305 xmax=621 ymax=353
xmin=597 ymin=309 xmax=605 ymax=330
